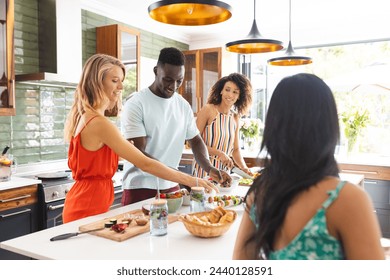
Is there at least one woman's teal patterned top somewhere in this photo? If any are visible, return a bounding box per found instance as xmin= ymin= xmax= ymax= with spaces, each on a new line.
xmin=250 ymin=181 xmax=346 ymax=260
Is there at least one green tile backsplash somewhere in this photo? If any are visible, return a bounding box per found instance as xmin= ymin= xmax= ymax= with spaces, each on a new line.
xmin=1 ymin=0 xmax=188 ymax=165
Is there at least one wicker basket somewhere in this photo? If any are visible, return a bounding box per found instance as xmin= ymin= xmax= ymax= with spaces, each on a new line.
xmin=179 ymin=210 xmax=237 ymax=238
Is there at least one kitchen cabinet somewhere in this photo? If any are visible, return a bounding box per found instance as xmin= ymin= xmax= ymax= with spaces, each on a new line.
xmin=178 ymin=153 xmax=193 ymax=175
xmin=0 ymin=184 xmax=38 ymax=259
xmin=338 ymin=163 xmax=390 ymax=181
xmin=0 ymin=0 xmax=15 ymax=116
xmin=179 ymin=47 xmax=221 ymax=113
xmin=364 ymin=179 xmax=390 ymax=238
xmin=96 ymin=24 xmax=140 ymax=116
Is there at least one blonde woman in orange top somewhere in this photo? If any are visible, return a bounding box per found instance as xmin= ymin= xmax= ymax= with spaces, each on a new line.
xmin=194 ymin=73 xmax=253 ymax=178
xmin=63 ymin=54 xmax=217 ymax=223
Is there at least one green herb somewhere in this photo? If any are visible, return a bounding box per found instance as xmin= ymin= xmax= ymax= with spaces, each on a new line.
xmin=341 ymin=109 xmax=369 ymax=153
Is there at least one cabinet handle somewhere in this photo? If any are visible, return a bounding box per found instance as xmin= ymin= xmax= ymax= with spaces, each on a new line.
xmin=48 ymin=204 xmax=64 ymax=211
xmin=365 ymin=180 xmax=378 ymax=184
xmin=110 ymin=203 xmax=122 ymax=209
xmin=0 ymin=194 xmax=31 ymax=203
xmin=341 ymin=169 xmax=378 ymax=174
xmin=0 ymin=208 xmax=31 ymax=219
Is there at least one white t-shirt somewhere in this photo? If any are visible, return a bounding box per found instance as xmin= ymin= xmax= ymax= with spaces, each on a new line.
xmin=121 ymin=87 xmax=199 ymax=190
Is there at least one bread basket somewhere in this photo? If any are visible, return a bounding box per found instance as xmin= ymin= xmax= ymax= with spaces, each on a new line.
xmin=179 ymin=209 xmax=237 ymax=238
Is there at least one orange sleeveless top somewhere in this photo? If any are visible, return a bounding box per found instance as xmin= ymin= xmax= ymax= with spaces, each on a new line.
xmin=62 ymin=116 xmax=118 ymax=223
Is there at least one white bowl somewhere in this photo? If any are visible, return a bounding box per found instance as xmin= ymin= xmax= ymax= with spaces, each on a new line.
xmin=217 ymin=175 xmax=240 ymax=193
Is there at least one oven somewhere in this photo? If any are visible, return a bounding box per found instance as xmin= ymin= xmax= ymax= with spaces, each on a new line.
xmin=33 ymin=171 xmax=123 ymax=230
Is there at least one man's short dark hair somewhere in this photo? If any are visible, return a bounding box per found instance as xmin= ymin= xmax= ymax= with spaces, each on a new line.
xmin=157 ymin=47 xmax=185 ymax=66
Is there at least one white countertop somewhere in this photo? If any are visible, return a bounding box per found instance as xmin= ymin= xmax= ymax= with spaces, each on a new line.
xmin=2 ymin=181 xmax=388 ymax=260
xmin=0 ymin=176 xmax=41 ymax=191
xmin=0 ymin=160 xmax=67 ymax=191
xmin=0 ymin=186 xmax=249 ymax=260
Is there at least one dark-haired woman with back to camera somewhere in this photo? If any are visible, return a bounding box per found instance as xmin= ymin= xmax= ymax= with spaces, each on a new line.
xmin=233 ymin=73 xmax=384 ymax=260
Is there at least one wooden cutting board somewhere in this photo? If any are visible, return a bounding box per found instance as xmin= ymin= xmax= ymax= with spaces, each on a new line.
xmin=78 ymin=209 xmax=178 ymax=242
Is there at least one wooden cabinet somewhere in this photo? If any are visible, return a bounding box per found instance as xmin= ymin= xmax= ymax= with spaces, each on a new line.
xmin=179 ymin=47 xmax=221 ymax=113
xmin=0 ymin=0 xmax=15 ymax=116
xmin=0 ymin=184 xmax=39 ymax=259
xmin=96 ymin=24 xmax=140 ymax=116
xmin=338 ymin=163 xmax=390 ymax=181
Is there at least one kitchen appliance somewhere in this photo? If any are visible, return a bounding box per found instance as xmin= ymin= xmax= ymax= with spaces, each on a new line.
xmin=24 ymin=170 xmax=124 ymax=230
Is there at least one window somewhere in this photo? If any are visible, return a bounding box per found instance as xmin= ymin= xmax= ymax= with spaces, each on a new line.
xmin=246 ymin=40 xmax=390 ymax=158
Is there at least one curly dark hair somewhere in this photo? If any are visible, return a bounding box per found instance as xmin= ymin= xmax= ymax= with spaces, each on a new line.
xmin=206 ymin=73 xmax=252 ymax=115
xmin=157 ymin=47 xmax=186 ymax=66
xmin=247 ymin=73 xmax=340 ymax=258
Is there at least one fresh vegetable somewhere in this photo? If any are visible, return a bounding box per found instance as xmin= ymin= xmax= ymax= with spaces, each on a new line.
xmin=208 ymin=195 xmax=243 ymax=208
xmin=111 ymin=223 xmax=128 ymax=233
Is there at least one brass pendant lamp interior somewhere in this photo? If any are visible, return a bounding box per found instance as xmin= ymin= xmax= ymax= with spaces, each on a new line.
xmin=148 ymin=0 xmax=232 ymax=26
xmin=225 ymin=0 xmax=283 ymax=54
xmin=267 ymin=0 xmax=312 ymax=66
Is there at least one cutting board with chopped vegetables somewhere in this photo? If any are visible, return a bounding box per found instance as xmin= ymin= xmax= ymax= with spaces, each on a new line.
xmin=78 ymin=209 xmax=178 ymax=242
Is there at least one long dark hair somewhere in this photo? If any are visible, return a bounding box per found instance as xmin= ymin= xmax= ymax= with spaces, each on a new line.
xmin=207 ymin=73 xmax=252 ymax=115
xmin=247 ymin=73 xmax=340 ymax=258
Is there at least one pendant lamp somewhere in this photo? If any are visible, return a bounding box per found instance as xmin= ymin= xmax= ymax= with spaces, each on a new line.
xmin=148 ymin=0 xmax=232 ymax=26
xmin=267 ymin=0 xmax=312 ymax=66
xmin=225 ymin=0 xmax=283 ymax=54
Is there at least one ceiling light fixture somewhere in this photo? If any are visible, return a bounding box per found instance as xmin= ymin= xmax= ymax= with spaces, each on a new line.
xmin=148 ymin=0 xmax=232 ymax=26
xmin=225 ymin=0 xmax=283 ymax=54
xmin=267 ymin=0 xmax=312 ymax=66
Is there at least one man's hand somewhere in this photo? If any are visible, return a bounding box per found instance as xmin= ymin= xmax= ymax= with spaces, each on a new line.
xmin=209 ymin=168 xmax=232 ymax=187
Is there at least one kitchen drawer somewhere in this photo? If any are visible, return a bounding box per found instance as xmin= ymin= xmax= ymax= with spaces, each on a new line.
xmin=339 ymin=164 xmax=390 ymax=180
xmin=0 ymin=185 xmax=38 ymax=212
xmin=375 ymin=208 xmax=390 ymax=238
xmin=0 ymin=204 xmax=38 ymax=259
xmin=364 ymin=179 xmax=390 ymax=210
xmin=178 ymin=163 xmax=193 ymax=175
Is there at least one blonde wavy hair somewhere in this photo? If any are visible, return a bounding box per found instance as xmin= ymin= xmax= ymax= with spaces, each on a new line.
xmin=64 ymin=54 xmax=126 ymax=141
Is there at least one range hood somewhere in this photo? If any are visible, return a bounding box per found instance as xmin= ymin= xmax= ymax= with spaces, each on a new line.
xmin=15 ymin=0 xmax=82 ymax=84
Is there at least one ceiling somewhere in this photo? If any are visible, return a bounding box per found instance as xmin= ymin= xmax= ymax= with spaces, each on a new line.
xmin=84 ymin=0 xmax=390 ymax=49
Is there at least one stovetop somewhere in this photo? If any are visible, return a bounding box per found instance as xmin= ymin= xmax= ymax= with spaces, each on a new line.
xmin=22 ymin=170 xmax=124 ymax=203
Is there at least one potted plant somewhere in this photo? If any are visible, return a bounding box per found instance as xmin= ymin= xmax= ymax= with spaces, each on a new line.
xmin=341 ymin=109 xmax=369 ymax=154
xmin=239 ymin=118 xmax=263 ymax=151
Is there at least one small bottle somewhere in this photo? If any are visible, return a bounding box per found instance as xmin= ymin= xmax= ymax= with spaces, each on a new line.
xmin=190 ymin=186 xmax=206 ymax=213
xmin=150 ymin=199 xmax=168 ymax=236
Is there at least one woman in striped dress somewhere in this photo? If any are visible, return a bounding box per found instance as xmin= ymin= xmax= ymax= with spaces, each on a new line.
xmin=194 ymin=73 xmax=253 ymax=178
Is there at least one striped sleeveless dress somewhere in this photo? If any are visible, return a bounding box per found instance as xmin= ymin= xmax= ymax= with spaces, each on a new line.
xmin=194 ymin=111 xmax=236 ymax=178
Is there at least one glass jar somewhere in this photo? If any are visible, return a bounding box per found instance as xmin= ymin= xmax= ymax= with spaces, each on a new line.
xmin=0 ymin=155 xmax=12 ymax=182
xmin=190 ymin=186 xmax=206 ymax=213
xmin=149 ymin=199 xmax=168 ymax=236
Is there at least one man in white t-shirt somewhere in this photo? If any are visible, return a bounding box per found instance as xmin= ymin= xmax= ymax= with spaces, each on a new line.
xmin=121 ymin=47 xmax=231 ymax=205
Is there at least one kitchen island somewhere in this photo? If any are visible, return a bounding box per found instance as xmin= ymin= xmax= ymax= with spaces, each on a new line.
xmin=2 ymin=177 xmax=389 ymax=260
xmin=0 ymin=186 xmax=249 ymax=260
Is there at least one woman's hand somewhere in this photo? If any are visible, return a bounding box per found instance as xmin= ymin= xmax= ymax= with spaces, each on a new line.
xmin=241 ymin=167 xmax=254 ymax=177
xmin=217 ymin=151 xmax=234 ymax=170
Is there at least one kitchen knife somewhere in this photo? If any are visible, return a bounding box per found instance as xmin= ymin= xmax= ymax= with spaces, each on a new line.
xmin=1 ymin=146 xmax=10 ymax=156
xmin=232 ymin=167 xmax=254 ymax=179
xmin=50 ymin=227 xmax=104 ymax=241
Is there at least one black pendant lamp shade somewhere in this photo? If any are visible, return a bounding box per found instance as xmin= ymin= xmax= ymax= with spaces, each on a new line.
xmin=225 ymin=0 xmax=283 ymax=54
xmin=148 ymin=0 xmax=232 ymax=26
xmin=267 ymin=0 xmax=312 ymax=66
